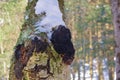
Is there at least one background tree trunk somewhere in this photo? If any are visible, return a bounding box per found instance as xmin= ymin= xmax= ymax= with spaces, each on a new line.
xmin=110 ymin=0 xmax=120 ymax=80
xmin=9 ymin=0 xmax=72 ymax=80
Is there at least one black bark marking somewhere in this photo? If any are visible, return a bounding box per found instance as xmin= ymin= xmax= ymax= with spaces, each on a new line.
xmin=117 ymin=20 xmax=120 ymax=23
xmin=118 ymin=0 xmax=120 ymax=7
xmin=46 ymin=58 xmax=53 ymax=75
xmin=51 ymin=25 xmax=75 ymax=65
xmin=118 ymin=26 xmax=120 ymax=30
xmin=15 ymin=44 xmax=24 ymax=60
xmin=32 ymin=64 xmax=47 ymax=72
xmin=39 ymin=75 xmax=50 ymax=80
xmin=117 ymin=53 xmax=120 ymax=64
xmin=118 ymin=70 xmax=120 ymax=73
xmin=117 ymin=78 xmax=120 ymax=80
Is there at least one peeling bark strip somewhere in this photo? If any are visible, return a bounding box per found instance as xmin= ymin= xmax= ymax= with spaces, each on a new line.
xmin=110 ymin=0 xmax=120 ymax=79
xmin=10 ymin=0 xmax=75 ymax=80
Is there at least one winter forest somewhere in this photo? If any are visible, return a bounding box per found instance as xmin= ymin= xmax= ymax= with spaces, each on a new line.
xmin=0 ymin=0 xmax=119 ymax=80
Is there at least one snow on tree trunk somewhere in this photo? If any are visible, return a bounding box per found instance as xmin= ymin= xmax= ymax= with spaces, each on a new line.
xmin=9 ymin=0 xmax=75 ymax=80
xmin=110 ymin=0 xmax=120 ymax=80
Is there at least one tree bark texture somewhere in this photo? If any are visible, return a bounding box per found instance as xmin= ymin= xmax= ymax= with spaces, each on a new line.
xmin=110 ymin=0 xmax=120 ymax=80
xmin=9 ymin=0 xmax=73 ymax=80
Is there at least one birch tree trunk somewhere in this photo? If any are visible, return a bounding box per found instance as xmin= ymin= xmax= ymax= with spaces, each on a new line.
xmin=110 ymin=0 xmax=120 ymax=80
xmin=9 ymin=0 xmax=75 ymax=80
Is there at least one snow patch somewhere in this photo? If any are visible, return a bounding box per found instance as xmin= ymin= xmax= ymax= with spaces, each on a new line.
xmin=34 ymin=0 xmax=65 ymax=39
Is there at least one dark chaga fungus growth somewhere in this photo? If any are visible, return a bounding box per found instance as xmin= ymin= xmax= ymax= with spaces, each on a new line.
xmin=51 ymin=25 xmax=75 ymax=65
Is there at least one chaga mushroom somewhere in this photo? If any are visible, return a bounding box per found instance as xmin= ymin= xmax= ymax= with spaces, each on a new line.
xmin=51 ymin=25 xmax=75 ymax=65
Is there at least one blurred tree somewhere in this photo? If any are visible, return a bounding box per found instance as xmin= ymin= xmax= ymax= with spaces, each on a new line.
xmin=110 ymin=0 xmax=120 ymax=79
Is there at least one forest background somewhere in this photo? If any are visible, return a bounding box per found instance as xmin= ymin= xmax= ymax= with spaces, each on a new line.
xmin=0 ymin=0 xmax=114 ymax=80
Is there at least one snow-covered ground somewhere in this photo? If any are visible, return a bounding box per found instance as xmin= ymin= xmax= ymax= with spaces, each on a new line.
xmin=70 ymin=58 xmax=115 ymax=80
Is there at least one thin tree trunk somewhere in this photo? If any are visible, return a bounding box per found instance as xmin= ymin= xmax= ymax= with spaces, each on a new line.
xmin=83 ymin=32 xmax=86 ymax=80
xmin=110 ymin=0 xmax=120 ymax=80
xmin=97 ymin=24 xmax=104 ymax=80
xmin=9 ymin=0 xmax=74 ymax=80
xmin=78 ymin=63 xmax=80 ymax=80
xmin=71 ymin=67 xmax=75 ymax=80
xmin=89 ymin=28 xmax=93 ymax=80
